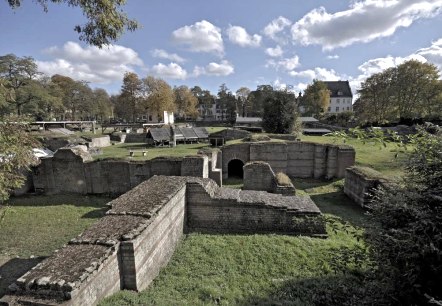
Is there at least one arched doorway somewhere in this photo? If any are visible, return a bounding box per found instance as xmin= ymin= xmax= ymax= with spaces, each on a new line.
xmin=228 ymin=159 xmax=244 ymax=178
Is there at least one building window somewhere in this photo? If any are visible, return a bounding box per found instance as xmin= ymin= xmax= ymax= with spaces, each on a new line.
xmin=327 ymin=107 xmax=331 ymax=112
xmin=336 ymin=107 xmax=339 ymax=112
xmin=347 ymin=107 xmax=349 ymax=111
xmin=337 ymin=99 xmax=340 ymax=103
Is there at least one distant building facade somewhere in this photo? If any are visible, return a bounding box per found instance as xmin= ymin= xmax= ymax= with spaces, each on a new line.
xmin=324 ymin=81 xmax=353 ymax=114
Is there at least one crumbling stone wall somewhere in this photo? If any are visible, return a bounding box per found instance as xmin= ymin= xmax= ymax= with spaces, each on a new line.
xmin=344 ymin=166 xmax=393 ymax=207
xmin=33 ymin=149 xmax=210 ymax=195
xmin=222 ymin=141 xmax=355 ymax=180
xmin=243 ymin=161 xmax=275 ymax=192
xmin=2 ymin=175 xmax=326 ymax=306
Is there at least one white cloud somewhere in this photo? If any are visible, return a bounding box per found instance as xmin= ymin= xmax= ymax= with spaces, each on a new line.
xmin=226 ymin=25 xmax=262 ymax=47
xmin=193 ymin=60 xmax=234 ymax=77
xmin=265 ymin=45 xmax=284 ymax=57
xmin=150 ymin=62 xmax=188 ymax=80
xmin=416 ymin=38 xmax=442 ymax=71
xmin=327 ymin=54 xmax=339 ymax=59
xmin=263 ymin=16 xmax=292 ymax=41
xmin=266 ymin=55 xmax=300 ymax=71
xmin=172 ymin=20 xmax=224 ymax=55
xmin=151 ymin=49 xmax=185 ymax=63
xmin=289 ymin=67 xmax=342 ymax=81
xmin=37 ymin=41 xmax=143 ymax=84
xmin=292 ymin=0 xmax=442 ymax=50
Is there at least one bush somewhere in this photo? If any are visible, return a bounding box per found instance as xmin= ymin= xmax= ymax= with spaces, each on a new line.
xmin=275 ymin=172 xmax=291 ymax=186
xmin=367 ymin=131 xmax=442 ymax=304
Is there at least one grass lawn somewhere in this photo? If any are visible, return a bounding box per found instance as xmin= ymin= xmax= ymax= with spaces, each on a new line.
xmin=100 ymin=178 xmax=369 ymax=306
xmin=1 ymin=133 xmax=406 ymax=305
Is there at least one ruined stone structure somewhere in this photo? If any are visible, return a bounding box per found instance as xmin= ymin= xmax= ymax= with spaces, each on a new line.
xmin=222 ymin=141 xmax=355 ymax=180
xmin=243 ymin=161 xmax=296 ymax=195
xmin=344 ymin=166 xmax=393 ymax=207
xmin=32 ymin=148 xmax=215 ymax=195
xmin=1 ymin=175 xmax=326 ymax=306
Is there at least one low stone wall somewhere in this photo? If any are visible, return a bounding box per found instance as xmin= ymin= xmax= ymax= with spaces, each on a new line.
xmin=344 ymin=166 xmax=391 ymax=207
xmin=2 ymin=175 xmax=326 ymax=305
xmin=124 ymin=133 xmax=147 ymax=143
xmin=243 ymin=161 xmax=275 ymax=192
xmin=222 ymin=141 xmax=355 ymax=180
xmin=83 ymin=136 xmax=111 ymax=148
xmin=186 ymin=180 xmax=323 ymax=235
xmin=32 ymin=148 xmax=209 ymax=195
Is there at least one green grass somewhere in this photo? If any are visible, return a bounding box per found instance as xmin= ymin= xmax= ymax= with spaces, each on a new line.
xmin=100 ymin=179 xmax=370 ymax=306
xmin=96 ymin=142 xmax=211 ymax=161
xmin=301 ymin=135 xmax=408 ymax=178
xmin=0 ymin=195 xmax=110 ymax=257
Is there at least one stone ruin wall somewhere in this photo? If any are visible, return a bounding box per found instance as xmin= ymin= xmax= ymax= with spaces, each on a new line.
xmin=222 ymin=141 xmax=355 ymax=180
xmin=32 ymin=148 xmax=215 ymax=195
xmin=242 ymin=161 xmax=296 ymax=195
xmin=1 ymin=175 xmax=326 ymax=306
xmin=344 ymin=166 xmax=395 ymax=207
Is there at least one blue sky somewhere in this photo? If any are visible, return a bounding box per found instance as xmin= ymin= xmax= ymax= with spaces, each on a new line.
xmin=1 ymin=0 xmax=442 ymax=97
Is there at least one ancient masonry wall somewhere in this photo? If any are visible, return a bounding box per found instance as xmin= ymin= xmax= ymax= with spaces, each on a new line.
xmin=344 ymin=166 xmax=393 ymax=207
xmin=32 ymin=148 xmax=209 ymax=195
xmin=222 ymin=141 xmax=355 ymax=180
xmin=2 ymin=175 xmax=326 ymax=306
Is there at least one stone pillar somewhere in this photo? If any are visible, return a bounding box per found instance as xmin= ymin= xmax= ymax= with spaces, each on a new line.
xmin=169 ymin=125 xmax=176 ymax=147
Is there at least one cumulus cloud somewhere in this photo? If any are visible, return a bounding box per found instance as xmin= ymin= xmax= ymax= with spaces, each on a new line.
xmin=289 ymin=67 xmax=342 ymax=81
xmin=327 ymin=54 xmax=339 ymax=59
xmin=416 ymin=38 xmax=442 ymax=71
xmin=292 ymin=0 xmax=442 ymax=50
xmin=172 ymin=20 xmax=224 ymax=55
xmin=151 ymin=49 xmax=185 ymax=63
xmin=263 ymin=16 xmax=292 ymax=41
xmin=265 ymin=45 xmax=284 ymax=57
xmin=37 ymin=41 xmax=143 ymax=83
xmin=150 ymin=62 xmax=188 ymax=80
xmin=266 ymin=55 xmax=300 ymax=71
xmin=193 ymin=60 xmax=234 ymax=76
xmin=226 ymin=25 xmax=262 ymax=47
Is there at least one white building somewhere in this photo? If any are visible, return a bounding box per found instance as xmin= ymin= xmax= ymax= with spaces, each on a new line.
xmin=324 ymin=81 xmax=353 ymax=113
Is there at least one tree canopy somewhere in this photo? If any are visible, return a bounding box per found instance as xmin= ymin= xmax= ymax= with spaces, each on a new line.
xmin=356 ymin=60 xmax=442 ymax=124
xmin=262 ymin=90 xmax=299 ymax=134
xmin=6 ymin=0 xmax=138 ymax=47
xmin=301 ymin=80 xmax=330 ymax=117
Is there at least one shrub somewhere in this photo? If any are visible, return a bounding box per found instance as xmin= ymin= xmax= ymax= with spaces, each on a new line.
xmin=366 ymin=131 xmax=442 ymax=304
xmin=275 ymin=172 xmax=291 ymax=186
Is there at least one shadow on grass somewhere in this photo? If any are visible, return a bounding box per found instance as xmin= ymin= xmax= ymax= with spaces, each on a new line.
xmin=292 ymin=178 xmax=342 ymax=191
xmin=311 ymin=192 xmax=370 ymax=229
xmin=6 ymin=194 xmax=112 ymax=208
xmin=237 ymin=273 xmax=373 ymax=306
xmin=0 ymin=257 xmax=45 ymax=299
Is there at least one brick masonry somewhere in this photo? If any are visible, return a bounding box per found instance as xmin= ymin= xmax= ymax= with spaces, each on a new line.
xmin=222 ymin=141 xmax=355 ymax=180
xmin=1 ymin=175 xmax=326 ymax=306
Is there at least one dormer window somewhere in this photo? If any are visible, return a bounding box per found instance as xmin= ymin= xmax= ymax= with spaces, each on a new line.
xmin=337 ymin=90 xmax=343 ymax=96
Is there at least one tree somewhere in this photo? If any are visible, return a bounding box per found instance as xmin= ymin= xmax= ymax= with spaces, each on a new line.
xmin=262 ymin=90 xmax=299 ymax=134
xmin=301 ymin=80 xmax=330 ymax=117
xmin=173 ymin=85 xmax=198 ymax=120
xmin=115 ymin=72 xmax=143 ymax=122
xmin=92 ymin=88 xmax=112 ymax=122
xmin=0 ymin=117 xmax=38 ymax=202
xmin=357 ymin=59 xmax=442 ymax=124
xmin=0 ymin=54 xmax=40 ymax=115
xmin=366 ymin=130 xmax=442 ymax=305
xmin=356 ymin=68 xmax=396 ymax=124
xmin=51 ymin=74 xmax=93 ymax=120
xmin=191 ymin=86 xmax=214 ymax=119
xmin=142 ymin=76 xmax=175 ymax=122
xmin=247 ymin=85 xmax=274 ymax=117
xmin=6 ymin=0 xmax=138 ymax=47
xmin=236 ymin=86 xmax=250 ymax=117
xmin=217 ymin=83 xmax=237 ymax=123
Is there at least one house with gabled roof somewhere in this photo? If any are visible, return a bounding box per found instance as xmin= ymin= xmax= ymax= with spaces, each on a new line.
xmin=324 ymin=81 xmax=353 ymax=113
